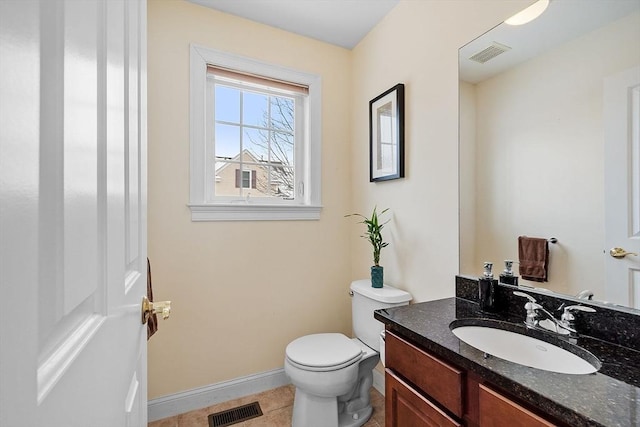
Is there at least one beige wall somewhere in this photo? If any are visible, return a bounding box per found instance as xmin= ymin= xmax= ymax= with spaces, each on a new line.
xmin=348 ymin=1 xmax=529 ymax=303
xmin=148 ymin=0 xmax=533 ymax=399
xmin=461 ymin=12 xmax=640 ymax=297
xmin=147 ymin=0 xmax=352 ymax=399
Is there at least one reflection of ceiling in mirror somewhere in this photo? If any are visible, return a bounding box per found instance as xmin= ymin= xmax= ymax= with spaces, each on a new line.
xmin=459 ymin=0 xmax=640 ymax=84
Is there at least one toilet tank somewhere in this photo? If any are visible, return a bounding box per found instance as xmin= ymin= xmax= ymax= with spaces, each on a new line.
xmin=350 ymin=280 xmax=412 ymax=351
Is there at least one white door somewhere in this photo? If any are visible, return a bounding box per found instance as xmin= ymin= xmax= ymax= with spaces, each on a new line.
xmin=604 ymin=65 xmax=640 ymax=308
xmin=0 ymin=0 xmax=149 ymax=426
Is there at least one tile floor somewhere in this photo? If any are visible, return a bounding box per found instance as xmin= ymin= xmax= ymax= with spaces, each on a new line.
xmin=148 ymin=385 xmax=385 ymax=427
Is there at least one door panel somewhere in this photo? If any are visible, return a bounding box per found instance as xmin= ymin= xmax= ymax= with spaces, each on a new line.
xmin=126 ymin=0 xmax=141 ymax=275
xmin=37 ymin=0 xmax=102 ymax=403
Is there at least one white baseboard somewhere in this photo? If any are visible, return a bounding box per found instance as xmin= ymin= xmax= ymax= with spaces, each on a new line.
xmin=372 ymin=367 xmax=385 ymax=396
xmin=149 ymin=365 xmax=386 ymax=422
xmin=147 ymin=368 xmax=290 ymax=422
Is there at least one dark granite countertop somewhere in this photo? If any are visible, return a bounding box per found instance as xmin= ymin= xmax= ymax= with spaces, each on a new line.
xmin=375 ymin=297 xmax=640 ymax=427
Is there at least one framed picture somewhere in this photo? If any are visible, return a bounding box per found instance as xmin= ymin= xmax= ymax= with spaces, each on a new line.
xmin=369 ymin=83 xmax=405 ymax=182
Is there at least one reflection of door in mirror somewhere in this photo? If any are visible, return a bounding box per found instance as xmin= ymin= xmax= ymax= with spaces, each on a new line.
xmin=604 ymin=66 xmax=640 ymax=308
xmin=459 ymin=3 xmax=640 ymax=307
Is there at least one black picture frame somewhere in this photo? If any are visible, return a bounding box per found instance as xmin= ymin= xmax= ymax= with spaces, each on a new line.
xmin=369 ymin=83 xmax=405 ymax=182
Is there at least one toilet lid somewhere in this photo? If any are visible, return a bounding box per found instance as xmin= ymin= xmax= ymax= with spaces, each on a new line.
xmin=286 ymin=333 xmax=363 ymax=368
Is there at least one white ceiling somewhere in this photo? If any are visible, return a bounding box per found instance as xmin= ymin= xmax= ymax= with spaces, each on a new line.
xmin=188 ymin=0 xmax=400 ymax=49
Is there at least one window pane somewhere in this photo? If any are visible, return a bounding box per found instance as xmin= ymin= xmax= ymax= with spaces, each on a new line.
xmin=244 ymin=127 xmax=269 ymax=161
xmin=267 ymin=165 xmax=294 ymax=199
xmin=271 ymin=131 xmax=294 ymax=167
xmin=270 ymin=96 xmax=294 ymax=131
xmin=243 ymin=91 xmax=268 ymax=127
xmin=215 ymin=123 xmax=240 ymax=159
xmin=213 ymin=162 xmax=241 ymax=197
xmin=215 ymin=85 xmax=240 ymax=123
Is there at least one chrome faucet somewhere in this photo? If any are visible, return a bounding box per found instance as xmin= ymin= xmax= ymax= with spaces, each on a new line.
xmin=512 ymin=291 xmax=546 ymax=328
xmin=560 ymin=305 xmax=596 ymax=331
xmin=512 ymin=291 xmax=595 ymax=336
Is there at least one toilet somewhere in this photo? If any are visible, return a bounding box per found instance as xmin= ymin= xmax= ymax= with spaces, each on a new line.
xmin=284 ymin=280 xmax=412 ymax=427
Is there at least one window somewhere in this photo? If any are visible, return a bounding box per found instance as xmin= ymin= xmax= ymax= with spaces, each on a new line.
xmin=234 ymin=169 xmax=256 ymax=189
xmin=189 ymin=45 xmax=322 ymax=221
xmin=209 ymin=66 xmax=303 ymax=200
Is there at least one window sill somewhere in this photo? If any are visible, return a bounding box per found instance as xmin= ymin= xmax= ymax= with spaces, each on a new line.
xmin=188 ymin=204 xmax=322 ymax=221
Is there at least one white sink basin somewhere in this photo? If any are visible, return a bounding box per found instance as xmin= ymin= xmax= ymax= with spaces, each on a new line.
xmin=451 ymin=324 xmax=600 ymax=375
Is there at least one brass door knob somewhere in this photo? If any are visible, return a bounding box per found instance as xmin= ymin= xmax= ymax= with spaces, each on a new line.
xmin=609 ymin=247 xmax=638 ymax=259
xmin=141 ymin=295 xmax=172 ymax=324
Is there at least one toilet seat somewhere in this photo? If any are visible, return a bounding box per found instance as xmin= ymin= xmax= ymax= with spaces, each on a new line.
xmin=286 ymin=333 xmax=363 ymax=372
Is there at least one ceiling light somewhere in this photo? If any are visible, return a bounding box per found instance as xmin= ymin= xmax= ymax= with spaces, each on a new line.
xmin=505 ymin=0 xmax=549 ymax=26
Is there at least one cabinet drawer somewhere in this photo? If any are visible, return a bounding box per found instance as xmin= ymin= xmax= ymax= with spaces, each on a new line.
xmin=479 ymin=384 xmax=558 ymax=427
xmin=386 ymin=369 xmax=462 ymax=427
xmin=385 ymin=331 xmax=464 ymax=418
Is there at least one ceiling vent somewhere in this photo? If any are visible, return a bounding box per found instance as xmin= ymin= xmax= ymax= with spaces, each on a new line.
xmin=468 ymin=42 xmax=512 ymax=64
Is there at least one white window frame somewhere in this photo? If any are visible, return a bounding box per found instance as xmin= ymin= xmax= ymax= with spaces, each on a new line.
xmin=189 ymin=44 xmax=322 ymax=221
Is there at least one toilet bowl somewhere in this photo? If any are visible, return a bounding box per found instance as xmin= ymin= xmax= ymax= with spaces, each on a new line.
xmin=285 ymin=333 xmax=378 ymax=427
xmin=284 ymin=280 xmax=411 ymax=427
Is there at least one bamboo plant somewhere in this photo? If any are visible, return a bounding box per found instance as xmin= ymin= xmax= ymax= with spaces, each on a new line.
xmin=347 ymin=207 xmax=390 ymax=266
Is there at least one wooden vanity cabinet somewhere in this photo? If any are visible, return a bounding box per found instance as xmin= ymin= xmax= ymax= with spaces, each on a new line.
xmin=385 ymin=330 xmax=561 ymax=427
xmin=478 ymin=384 xmax=557 ymax=427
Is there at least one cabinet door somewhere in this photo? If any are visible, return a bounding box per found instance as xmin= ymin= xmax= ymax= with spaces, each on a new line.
xmin=386 ymin=331 xmax=464 ymax=417
xmin=479 ymin=384 xmax=558 ymax=427
xmin=386 ymin=370 xmax=462 ymax=427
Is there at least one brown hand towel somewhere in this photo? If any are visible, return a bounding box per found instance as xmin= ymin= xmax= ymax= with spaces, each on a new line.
xmin=147 ymin=258 xmax=158 ymax=340
xmin=518 ymin=236 xmax=549 ymax=282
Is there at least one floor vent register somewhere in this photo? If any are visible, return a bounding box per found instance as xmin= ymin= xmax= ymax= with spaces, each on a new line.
xmin=208 ymin=401 xmax=263 ymax=427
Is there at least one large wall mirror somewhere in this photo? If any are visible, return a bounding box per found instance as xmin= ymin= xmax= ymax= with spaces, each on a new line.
xmin=459 ymin=0 xmax=640 ymax=310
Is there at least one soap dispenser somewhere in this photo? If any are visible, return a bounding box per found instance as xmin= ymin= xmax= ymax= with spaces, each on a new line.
xmin=479 ymin=262 xmax=499 ymax=312
xmin=499 ymin=260 xmax=519 ymax=286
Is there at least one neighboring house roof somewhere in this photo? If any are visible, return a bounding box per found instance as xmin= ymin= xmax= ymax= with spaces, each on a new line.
xmin=215 ymin=149 xmax=260 ymax=174
xmin=215 ymin=149 xmax=287 ymax=176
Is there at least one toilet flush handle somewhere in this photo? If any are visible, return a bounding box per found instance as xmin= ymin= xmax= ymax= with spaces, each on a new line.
xmin=349 ymin=290 xmax=354 ymax=297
